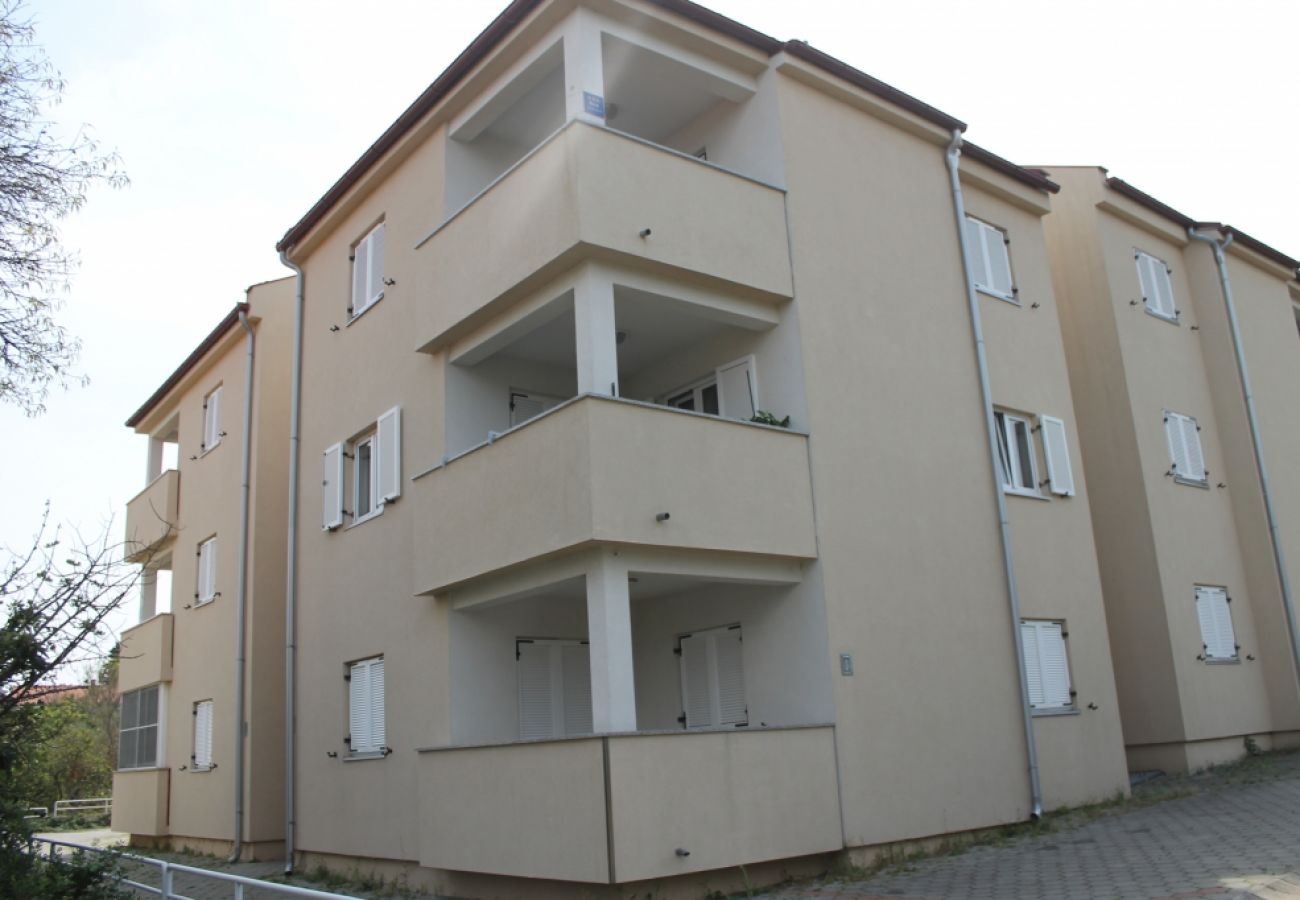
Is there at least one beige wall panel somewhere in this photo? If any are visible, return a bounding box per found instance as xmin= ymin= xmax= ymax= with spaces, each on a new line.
xmin=778 ymin=76 xmax=1033 ymax=846
xmin=119 ymin=614 xmax=173 ymax=692
xmin=124 ymin=469 xmax=179 ymax=563
xmin=112 ymin=769 xmax=169 ymax=836
xmin=417 ymin=739 xmax=609 ymax=883
xmin=607 ymin=728 xmax=842 ymax=882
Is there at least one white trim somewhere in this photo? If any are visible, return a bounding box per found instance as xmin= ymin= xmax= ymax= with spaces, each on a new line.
xmin=995 ymin=411 xmax=1041 ymax=497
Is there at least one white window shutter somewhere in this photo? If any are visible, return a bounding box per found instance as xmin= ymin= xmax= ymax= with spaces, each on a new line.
xmin=204 ymin=387 xmax=221 ymax=449
xmin=517 ymin=641 xmax=555 ymax=739
xmin=560 ymin=643 xmax=593 ymax=736
xmin=1165 ymin=413 xmax=1189 ymax=478
xmin=964 ymin=216 xmax=990 ymax=290
xmin=369 ymin=658 xmax=386 ymax=750
xmin=716 ymin=357 xmax=757 ymax=421
xmin=1153 ymin=261 xmax=1175 ymax=318
xmin=1020 ymin=622 xmax=1044 ymax=708
xmin=194 ymin=700 xmax=213 ymax=769
xmin=1039 ymin=415 xmax=1075 ymax=497
xmin=1037 ymin=623 xmax=1072 ymax=708
xmin=322 ymin=443 xmax=344 ymax=530
xmin=205 ymin=538 xmax=217 ymax=602
xmin=714 ymin=628 xmax=748 ymax=726
xmin=349 ymin=661 xmax=372 ymax=752
xmin=986 ymin=224 xmax=1014 ymax=298
xmin=376 ymin=406 xmax=401 ymax=503
xmin=1137 ymin=253 xmax=1155 ymax=310
xmin=679 ymin=633 xmax=714 ymax=728
xmin=368 ymin=223 xmax=385 ymax=307
xmin=1196 ymin=587 xmax=1236 ymax=659
xmin=1181 ymin=416 xmax=1205 ymax=482
xmin=351 ymin=237 xmax=368 ymax=314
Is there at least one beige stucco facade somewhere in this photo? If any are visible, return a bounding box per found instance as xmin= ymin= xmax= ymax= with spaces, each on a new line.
xmin=114 ymin=0 xmax=1296 ymax=895
xmin=1041 ymin=167 xmax=1300 ymax=773
xmin=114 ymin=278 xmax=294 ymax=856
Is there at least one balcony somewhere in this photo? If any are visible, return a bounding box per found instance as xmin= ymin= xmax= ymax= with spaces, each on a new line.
xmin=415 ymin=121 xmax=792 ymax=353
xmin=124 ymin=469 xmax=178 ymax=564
xmin=417 ymin=726 xmax=842 ymax=883
xmin=118 ymin=613 xmax=173 ymax=693
xmin=111 ymin=767 xmax=169 ymax=836
xmin=412 ymin=395 xmax=816 ymax=594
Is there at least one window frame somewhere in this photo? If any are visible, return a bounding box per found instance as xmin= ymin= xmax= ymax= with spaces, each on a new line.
xmin=994 ymin=411 xmax=1042 ymax=498
xmin=349 ymin=221 xmax=386 ymax=320
xmin=346 ymin=656 xmax=387 ymax=759
xmin=663 ymin=375 xmax=720 ymax=416
xmin=351 ymin=431 xmax=379 ymax=525
xmin=200 ymin=385 xmax=223 ymax=455
xmin=1020 ymin=619 xmax=1075 ymax=715
xmin=1136 ymin=249 xmax=1178 ymax=322
xmin=118 ymin=685 xmax=164 ymax=771
xmin=191 ymin=699 xmax=214 ymax=772
xmin=965 ymin=215 xmax=1018 ymax=304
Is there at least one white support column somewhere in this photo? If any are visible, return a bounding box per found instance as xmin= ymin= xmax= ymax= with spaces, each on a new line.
xmin=562 ymin=8 xmax=606 ymax=125
xmin=573 ymin=265 xmax=619 ymax=397
xmin=138 ymin=569 xmax=158 ymax=622
xmin=586 ymin=551 xmax=636 ymax=733
xmin=146 ymin=436 xmax=165 ymax=483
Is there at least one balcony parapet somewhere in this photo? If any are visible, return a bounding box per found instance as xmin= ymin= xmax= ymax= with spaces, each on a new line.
xmin=124 ymin=469 xmax=179 ymax=564
xmin=414 ymin=121 xmax=793 ymax=353
xmin=118 ymin=613 xmax=173 ymax=692
xmin=411 ymin=395 xmax=817 ymax=595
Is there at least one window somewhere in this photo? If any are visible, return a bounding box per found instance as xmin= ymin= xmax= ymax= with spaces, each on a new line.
xmin=195 ymin=536 xmax=217 ymax=605
xmin=662 ymin=356 xmax=756 ymax=421
xmin=119 ymin=686 xmax=161 ymax=769
xmin=516 ymin=639 xmax=592 ymax=740
xmin=322 ymin=406 xmax=401 ymax=530
xmin=1136 ymin=249 xmax=1177 ymax=320
xmin=1195 ymin=586 xmax=1237 ymax=661
xmin=995 ymin=412 xmax=1038 ymax=495
xmin=964 ymin=215 xmax=1017 ymax=302
xmin=1164 ymin=410 xmax=1207 ymax=485
xmin=192 ymin=700 xmax=214 ymax=771
xmin=678 ymin=625 xmax=747 ymax=729
xmin=1020 ymin=620 xmax=1072 ymax=712
xmin=347 ymin=657 xmax=386 ymax=755
xmin=201 ymin=386 xmax=222 ymax=452
xmin=350 ymin=222 xmax=386 ymax=318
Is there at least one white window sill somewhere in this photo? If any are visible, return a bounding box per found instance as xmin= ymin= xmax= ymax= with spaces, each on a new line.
xmin=347 ymin=293 xmax=384 ymax=326
xmin=197 ymin=441 xmax=221 ymax=459
xmin=343 ymin=751 xmax=387 ymax=762
xmin=1030 ymin=706 xmax=1079 ymax=718
xmin=345 ymin=507 xmax=384 ymax=530
xmin=192 ymin=597 xmax=216 ymax=608
xmin=976 ymin=285 xmax=1019 ymax=305
xmin=1173 ymin=475 xmax=1210 ymax=490
xmin=1143 ymin=306 xmax=1179 ymax=325
xmin=1205 ymin=656 xmax=1240 ymax=666
xmin=115 ymin=766 xmax=166 ymax=773
xmin=189 ymin=765 xmax=213 ymax=774
xmin=1004 ymin=487 xmax=1049 ymax=501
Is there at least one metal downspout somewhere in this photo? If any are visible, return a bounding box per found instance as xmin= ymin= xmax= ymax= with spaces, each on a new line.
xmin=945 ymin=130 xmax=1044 ymax=819
xmin=229 ymin=309 xmax=256 ymax=862
xmin=1187 ymin=228 xmax=1300 ymax=694
xmin=279 ymin=253 xmax=305 ymax=874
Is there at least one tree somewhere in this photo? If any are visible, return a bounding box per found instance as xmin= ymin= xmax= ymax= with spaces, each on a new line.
xmin=0 ymin=0 xmax=126 ymax=415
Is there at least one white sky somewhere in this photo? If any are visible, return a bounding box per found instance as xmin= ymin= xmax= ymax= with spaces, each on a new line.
xmin=4 ymin=0 xmax=1297 ymax=647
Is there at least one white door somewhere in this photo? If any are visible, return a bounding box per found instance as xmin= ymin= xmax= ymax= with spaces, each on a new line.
xmin=715 ymin=357 xmax=757 ymax=420
xmin=516 ymin=639 xmax=593 ymax=739
xmin=678 ymin=625 xmax=747 ymax=729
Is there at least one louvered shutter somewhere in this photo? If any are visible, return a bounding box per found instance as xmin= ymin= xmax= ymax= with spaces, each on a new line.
xmin=367 ymin=224 xmax=385 ymax=307
xmin=716 ymin=358 xmax=756 ymax=420
xmin=1137 ymin=253 xmax=1156 ymax=311
xmin=1181 ymin=415 xmax=1205 ymax=482
xmin=1165 ymin=413 xmax=1189 ymax=479
xmin=517 ymin=641 xmax=554 ymax=739
xmin=985 ymin=224 xmax=1014 ymax=299
xmin=964 ymin=216 xmax=990 ymax=289
xmin=714 ymin=628 xmax=748 ymax=726
xmin=193 ymin=700 xmax=214 ymax=769
xmin=679 ymin=633 xmax=714 ymax=728
xmin=197 ymin=538 xmax=216 ymax=603
xmin=1152 ymin=260 xmax=1175 ymax=318
xmin=322 ymin=443 xmax=344 ymax=530
xmin=1196 ymin=587 xmax=1236 ymax=659
xmin=1039 ymin=415 xmax=1075 ymax=496
xmin=349 ymin=661 xmax=372 ymax=752
xmin=1020 ymin=622 xmax=1044 ymax=708
xmin=1037 ymin=623 xmax=1072 ymax=708
xmin=351 ymin=237 xmax=368 ymax=314
xmin=369 ymin=658 xmax=385 ymax=750
xmin=204 ymin=387 xmax=222 ymax=449
xmin=376 ymin=407 xmax=401 ymax=504
xmin=561 ymin=643 xmax=593 ymax=735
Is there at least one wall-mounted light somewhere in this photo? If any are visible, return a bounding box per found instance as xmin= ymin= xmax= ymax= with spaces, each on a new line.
xmin=639 ymin=228 xmax=652 ymax=239
xmin=655 ymin=512 xmax=670 ymax=522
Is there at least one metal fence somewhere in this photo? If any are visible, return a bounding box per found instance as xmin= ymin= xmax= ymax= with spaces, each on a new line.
xmin=53 ymin=796 xmax=112 ymax=817
xmin=31 ymin=837 xmax=362 ymax=900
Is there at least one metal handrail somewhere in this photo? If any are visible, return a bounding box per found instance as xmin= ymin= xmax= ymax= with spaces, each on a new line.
xmin=53 ymin=797 xmax=112 ymax=816
xmin=31 ymin=837 xmax=361 ymax=899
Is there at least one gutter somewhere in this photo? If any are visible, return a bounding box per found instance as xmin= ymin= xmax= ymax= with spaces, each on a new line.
xmin=1187 ymin=227 xmax=1300 ymax=699
xmin=945 ymin=129 xmax=1044 ymax=819
xmin=279 ymin=253 xmax=306 ymax=874
xmin=229 ymin=308 xmax=256 ymax=862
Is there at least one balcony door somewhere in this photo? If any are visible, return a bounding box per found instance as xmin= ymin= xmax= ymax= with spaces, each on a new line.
xmin=509 ymin=390 xmax=562 ymax=428
xmin=516 ymin=638 xmax=593 ymax=740
xmin=678 ymin=625 xmax=748 ymax=729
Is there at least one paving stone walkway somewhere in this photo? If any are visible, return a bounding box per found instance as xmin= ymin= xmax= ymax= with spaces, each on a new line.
xmin=757 ymin=765 xmax=1300 ymax=900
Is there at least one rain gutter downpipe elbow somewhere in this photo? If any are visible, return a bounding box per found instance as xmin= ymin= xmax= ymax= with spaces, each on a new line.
xmin=1187 ymin=227 xmax=1300 ymax=695
xmin=279 ymin=251 xmax=305 ymax=875
xmin=945 ymin=129 xmax=1044 ymax=820
xmin=228 ymin=308 xmax=256 ymax=863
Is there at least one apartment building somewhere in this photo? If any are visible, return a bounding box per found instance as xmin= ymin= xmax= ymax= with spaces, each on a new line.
xmin=1041 ymin=168 xmax=1300 ymax=774
xmin=114 ymin=278 xmax=294 ymax=859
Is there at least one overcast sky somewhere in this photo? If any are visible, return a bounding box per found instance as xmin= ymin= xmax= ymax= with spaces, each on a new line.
xmin=5 ymin=0 xmax=1297 ymax=648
